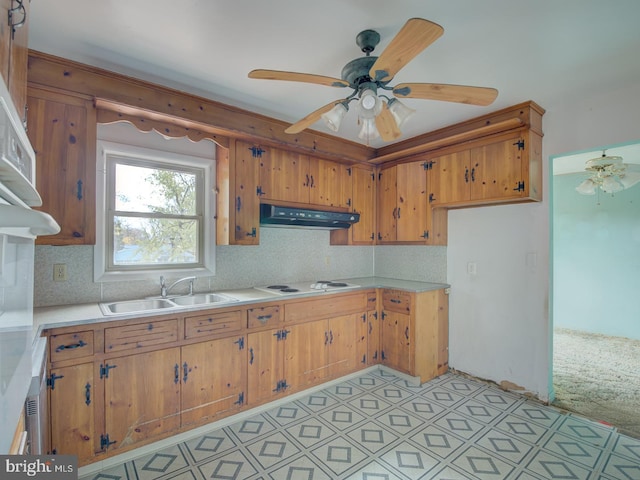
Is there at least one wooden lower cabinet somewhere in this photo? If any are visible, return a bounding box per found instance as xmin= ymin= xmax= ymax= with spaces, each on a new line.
xmin=49 ymin=362 xmax=95 ymax=458
xmin=103 ymin=349 xmax=181 ymax=452
xmin=181 ymin=336 xmax=246 ymax=427
xmin=381 ymin=288 xmax=449 ymax=383
xmin=46 ymin=287 xmax=447 ymax=466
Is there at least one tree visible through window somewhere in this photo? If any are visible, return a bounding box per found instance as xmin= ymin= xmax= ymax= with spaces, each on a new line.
xmin=108 ymin=157 xmax=204 ymax=270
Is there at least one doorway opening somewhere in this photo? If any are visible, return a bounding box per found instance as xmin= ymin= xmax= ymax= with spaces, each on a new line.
xmin=551 ymin=141 xmax=640 ymax=438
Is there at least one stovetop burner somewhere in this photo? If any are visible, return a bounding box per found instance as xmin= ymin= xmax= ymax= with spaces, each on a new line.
xmin=254 ymin=280 xmax=360 ymax=296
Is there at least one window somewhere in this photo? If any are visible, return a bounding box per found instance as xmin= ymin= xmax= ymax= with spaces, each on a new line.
xmin=95 ymin=135 xmax=215 ymax=281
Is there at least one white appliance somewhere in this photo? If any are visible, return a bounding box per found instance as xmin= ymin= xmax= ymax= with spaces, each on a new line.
xmin=0 ymin=74 xmax=59 ymax=453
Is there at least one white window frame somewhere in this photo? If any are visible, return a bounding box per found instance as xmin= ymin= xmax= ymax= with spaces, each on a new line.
xmin=94 ymin=140 xmax=215 ymax=282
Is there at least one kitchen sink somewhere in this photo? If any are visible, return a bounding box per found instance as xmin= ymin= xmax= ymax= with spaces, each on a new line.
xmin=171 ymin=293 xmax=238 ymax=306
xmin=100 ymin=298 xmax=177 ymax=315
xmin=100 ymin=293 xmax=239 ymax=315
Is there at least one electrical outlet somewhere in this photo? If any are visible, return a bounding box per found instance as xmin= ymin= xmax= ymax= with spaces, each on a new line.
xmin=53 ymin=263 xmax=67 ymax=282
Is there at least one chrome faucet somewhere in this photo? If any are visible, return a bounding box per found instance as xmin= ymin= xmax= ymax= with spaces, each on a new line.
xmin=160 ymin=275 xmax=196 ymax=298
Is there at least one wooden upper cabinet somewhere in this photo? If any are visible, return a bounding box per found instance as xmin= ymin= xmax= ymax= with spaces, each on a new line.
xmin=259 ymin=149 xmax=351 ymax=208
xmin=27 ymin=87 xmax=97 ymax=245
xmin=378 ymin=161 xmax=434 ymax=244
xmin=349 ymin=165 xmax=375 ymax=244
xmin=259 ymin=148 xmax=309 ymax=203
xmin=0 ymin=0 xmax=29 ymax=123
xmin=429 ymin=130 xmax=542 ymax=207
xmin=231 ymin=140 xmax=261 ymax=244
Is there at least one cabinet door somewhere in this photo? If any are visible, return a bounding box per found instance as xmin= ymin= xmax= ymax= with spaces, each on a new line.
xmin=103 ymin=349 xmax=181 ymax=452
xmin=260 ymin=149 xmax=310 ymax=203
xmin=381 ymin=310 xmax=412 ymax=374
xmin=470 ymin=136 xmax=524 ymax=201
xmin=233 ymin=141 xmax=260 ymax=244
xmin=367 ymin=310 xmax=380 ymax=365
xmin=247 ymin=329 xmax=284 ymax=405
xmin=181 ymin=336 xmax=246 ymax=426
xmin=27 ymin=88 xmax=96 ymax=245
xmin=396 ymin=162 xmax=429 ymax=241
xmin=377 ymin=166 xmax=397 ymax=242
xmin=351 ymin=166 xmax=375 ymax=244
xmin=326 ymin=313 xmax=367 ymax=378
xmin=49 ymin=363 xmax=96 ymax=461
xmin=284 ymin=320 xmax=328 ymax=389
xmin=309 ymin=158 xmax=350 ymax=207
xmin=429 ymin=150 xmax=471 ymax=205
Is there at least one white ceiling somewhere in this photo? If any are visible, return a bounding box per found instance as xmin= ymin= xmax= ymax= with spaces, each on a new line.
xmin=27 ymin=0 xmax=640 ymax=149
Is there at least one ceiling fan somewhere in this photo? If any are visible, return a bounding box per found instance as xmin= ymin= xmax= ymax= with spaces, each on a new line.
xmin=248 ymin=18 xmax=499 ymax=142
xmin=574 ymin=151 xmax=640 ymax=195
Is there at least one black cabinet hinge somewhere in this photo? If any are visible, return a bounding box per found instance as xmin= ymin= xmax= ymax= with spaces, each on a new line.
xmin=429 ymin=193 xmax=436 ymax=203
xmin=421 ymin=231 xmax=429 ymax=239
xmin=47 ymin=373 xmax=64 ymax=390
xmin=234 ymin=337 xmax=245 ymax=350
xmin=100 ymin=363 xmax=117 ymax=380
xmin=361 ymin=355 xmax=367 ymax=364
xmin=513 ymin=139 xmax=525 ymax=150
xmin=234 ymin=392 xmax=245 ymax=406
xmin=370 ymin=232 xmax=375 ymax=241
xmin=256 ymin=186 xmax=265 ymax=196
xmin=249 ymin=146 xmax=265 ymax=158
xmin=100 ymin=434 xmax=116 ymax=450
xmin=422 ymin=161 xmax=434 ymax=170
xmin=273 ymin=379 xmax=290 ymax=393
xmin=513 ymin=181 xmax=526 ymax=192
xmin=246 ymin=227 xmax=257 ymax=238
xmin=371 ymin=172 xmax=375 ymax=181
xmin=347 ymin=167 xmax=352 ymax=176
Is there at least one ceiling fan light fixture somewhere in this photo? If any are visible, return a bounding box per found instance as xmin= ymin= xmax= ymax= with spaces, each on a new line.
xmin=576 ymin=178 xmax=597 ymax=195
xmin=321 ymin=102 xmax=349 ymax=132
xmin=355 ymin=88 xmax=382 ymax=119
xmin=387 ymin=98 xmax=416 ymax=128
xmin=601 ymin=175 xmax=624 ymax=194
xmin=357 ymin=117 xmax=380 ymax=141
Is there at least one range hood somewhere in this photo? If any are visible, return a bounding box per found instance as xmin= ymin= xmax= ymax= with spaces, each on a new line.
xmin=260 ymin=204 xmax=359 ymax=230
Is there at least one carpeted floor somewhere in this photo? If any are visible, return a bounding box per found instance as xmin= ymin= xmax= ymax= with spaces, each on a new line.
xmin=553 ymin=327 xmax=640 ymax=439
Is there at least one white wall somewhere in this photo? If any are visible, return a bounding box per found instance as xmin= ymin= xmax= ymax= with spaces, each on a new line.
xmin=447 ymin=81 xmax=640 ymax=401
xmin=553 ymin=173 xmax=640 ymax=340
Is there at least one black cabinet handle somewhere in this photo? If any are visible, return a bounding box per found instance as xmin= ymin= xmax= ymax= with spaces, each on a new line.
xmin=257 ymin=314 xmax=272 ymax=323
xmin=249 ymin=348 xmax=254 ymax=365
xmin=76 ymin=180 xmax=83 ymax=200
xmin=55 ymin=340 xmax=87 ymax=352
xmin=85 ymin=383 xmax=91 ymax=406
xmin=325 ymin=331 xmax=329 ymax=345
xmin=405 ymin=327 xmax=409 ymax=340
xmin=236 ymin=196 xmax=242 ymax=211
xmin=174 ymin=364 xmax=179 ymax=384
xmin=390 ymin=299 xmax=401 ymax=304
xmin=183 ymin=362 xmax=189 ymax=383
xmin=464 ymin=168 xmax=469 ymax=183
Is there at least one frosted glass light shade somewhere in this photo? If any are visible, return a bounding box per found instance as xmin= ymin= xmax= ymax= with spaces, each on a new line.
xmin=388 ymin=98 xmax=416 ymax=128
xmin=321 ymin=103 xmax=348 ymax=132
xmin=576 ymin=178 xmax=596 ymax=195
xmin=355 ymin=89 xmax=382 ymax=119
xmin=601 ymin=176 xmax=623 ymax=193
xmin=357 ymin=117 xmax=380 ymax=140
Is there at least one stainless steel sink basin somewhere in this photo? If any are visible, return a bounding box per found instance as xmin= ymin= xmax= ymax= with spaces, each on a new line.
xmin=100 ymin=293 xmax=239 ymax=315
xmin=171 ymin=293 xmax=238 ymax=306
xmin=100 ymin=298 xmax=177 ymax=315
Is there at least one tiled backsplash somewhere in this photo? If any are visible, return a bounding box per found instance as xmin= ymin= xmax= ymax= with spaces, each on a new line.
xmin=34 ymin=228 xmax=446 ymax=307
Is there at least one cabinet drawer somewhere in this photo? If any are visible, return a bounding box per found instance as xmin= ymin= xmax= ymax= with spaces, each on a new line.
xmin=382 ymin=290 xmax=411 ymax=314
xmin=285 ymin=293 xmax=368 ymax=323
xmin=50 ymin=331 xmax=94 ymax=362
xmin=247 ymin=305 xmax=281 ymax=329
xmin=105 ymin=319 xmax=178 ymax=352
xmin=185 ymin=310 xmax=242 ymax=339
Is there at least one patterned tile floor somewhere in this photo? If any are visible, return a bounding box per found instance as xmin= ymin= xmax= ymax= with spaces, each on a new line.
xmin=80 ymin=370 xmax=640 ymax=480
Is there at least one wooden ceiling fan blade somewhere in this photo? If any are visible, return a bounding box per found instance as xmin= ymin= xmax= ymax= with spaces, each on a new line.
xmin=248 ymin=69 xmax=349 ymax=88
xmin=369 ymin=18 xmax=444 ymax=83
xmin=284 ymin=100 xmax=345 ymax=134
xmin=375 ymin=103 xmax=401 ymax=142
xmin=393 ymin=83 xmax=498 ymax=106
